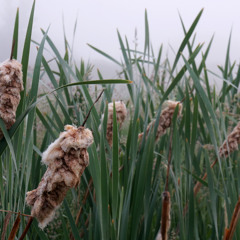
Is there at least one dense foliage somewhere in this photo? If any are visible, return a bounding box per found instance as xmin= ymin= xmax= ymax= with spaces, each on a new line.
xmin=1 ymin=2 xmax=240 ymax=240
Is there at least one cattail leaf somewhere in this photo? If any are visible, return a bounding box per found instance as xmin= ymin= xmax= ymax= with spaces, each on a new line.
xmin=220 ymin=31 xmax=232 ymax=102
xmin=55 ymin=96 xmax=72 ymax=125
xmin=99 ymin=122 xmax=109 ymax=239
xmin=36 ymin=107 xmax=57 ymax=139
xmin=87 ymin=44 xmax=122 ymax=66
xmin=21 ymin=0 xmax=35 ymax=89
xmin=8 ymin=213 xmax=21 ymax=240
xmin=47 ymin=97 xmax=64 ymax=131
xmin=63 ymin=200 xmax=81 ymax=240
xmin=16 ymin=0 xmax=35 ymax=122
xmin=45 ymin=114 xmax=61 ymax=133
xmin=41 ymin=28 xmax=131 ymax=133
xmin=117 ymin=30 xmax=133 ymax=80
xmin=42 ymin=56 xmax=66 ymax=105
xmin=184 ymin=86 xmax=191 ymax=143
xmin=32 ymin=220 xmax=48 ymax=239
xmin=207 ymin=70 xmax=238 ymax=90
xmin=0 ymin=79 xmax=130 ymax=157
xmin=153 ymin=45 xmax=163 ymax=83
xmin=181 ymin=54 xmax=221 ymax=157
xmin=202 ymin=55 xmax=212 ymax=102
xmin=21 ymin=28 xmax=49 ymax=197
xmin=178 ymin=13 xmax=198 ymax=74
xmin=0 ymin=119 xmax=18 ymax=175
xmin=1 ymin=212 xmax=12 ymax=240
xmin=172 ymin=8 xmax=203 ymax=73
xmin=60 ymin=214 xmax=69 ymax=240
xmin=198 ymin=35 xmax=214 ymax=74
xmin=144 ymin=9 xmax=150 ymax=55
xmin=161 ymin=43 xmax=203 ymax=104
xmin=131 ymin=127 xmax=154 ymax=239
xmin=112 ymin=102 xmax=119 ymax=223
xmin=11 ymin=8 xmax=19 ymax=60
xmin=205 ymin=150 xmax=219 ymax=239
xmin=120 ymin=102 xmax=140 ymax=240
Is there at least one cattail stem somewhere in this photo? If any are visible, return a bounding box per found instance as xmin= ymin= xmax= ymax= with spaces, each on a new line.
xmin=81 ymin=89 xmax=104 ymax=127
xmin=75 ymin=178 xmax=93 ymax=225
xmin=223 ymin=196 xmax=240 ymax=240
xmin=8 ymin=212 xmax=21 ymax=240
xmin=0 ymin=209 xmax=31 ymax=218
xmin=19 ymin=217 xmax=34 ymax=240
xmin=80 ymin=214 xmax=90 ymax=238
xmin=179 ymin=87 xmax=194 ymax=103
xmin=165 ymin=128 xmax=173 ymax=192
xmin=1 ymin=212 xmax=12 ymax=240
xmin=69 ymin=178 xmax=93 ymax=240
xmin=193 ymin=158 xmax=218 ymax=196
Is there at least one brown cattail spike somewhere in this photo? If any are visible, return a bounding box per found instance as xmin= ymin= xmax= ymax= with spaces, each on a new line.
xmin=0 ymin=59 xmax=23 ymax=139
xmin=138 ymin=100 xmax=182 ymax=143
xmin=105 ymin=100 xmax=127 ymax=146
xmin=156 ymin=191 xmax=171 ymax=240
xmin=26 ymin=125 xmax=94 ymax=229
xmin=219 ymin=122 xmax=240 ymax=158
xmin=194 ymin=122 xmax=240 ymax=197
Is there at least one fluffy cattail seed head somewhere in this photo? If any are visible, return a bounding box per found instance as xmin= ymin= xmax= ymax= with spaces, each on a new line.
xmin=219 ymin=122 xmax=240 ymax=158
xmin=0 ymin=59 xmax=23 ymax=139
xmin=139 ymin=101 xmax=182 ymax=143
xmin=26 ymin=125 xmax=93 ymax=229
xmin=106 ymin=101 xmax=127 ymax=146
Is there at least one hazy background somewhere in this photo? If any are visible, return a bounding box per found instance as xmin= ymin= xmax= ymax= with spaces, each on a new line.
xmin=1 ymin=0 xmax=240 ymax=81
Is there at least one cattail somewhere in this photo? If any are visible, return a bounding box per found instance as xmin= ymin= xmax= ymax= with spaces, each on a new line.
xmin=0 ymin=59 xmax=23 ymax=139
xmin=26 ymin=125 xmax=93 ymax=229
xmin=223 ymin=196 xmax=240 ymax=240
xmin=105 ymin=100 xmax=127 ymax=146
xmin=138 ymin=100 xmax=182 ymax=143
xmin=219 ymin=122 xmax=240 ymax=158
xmin=156 ymin=191 xmax=171 ymax=240
xmin=194 ymin=122 xmax=240 ymax=197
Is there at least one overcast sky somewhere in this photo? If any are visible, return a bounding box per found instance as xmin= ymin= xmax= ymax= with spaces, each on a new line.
xmin=1 ymin=0 xmax=240 ymax=78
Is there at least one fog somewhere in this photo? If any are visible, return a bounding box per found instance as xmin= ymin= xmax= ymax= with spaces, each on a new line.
xmin=1 ymin=0 xmax=240 ymax=80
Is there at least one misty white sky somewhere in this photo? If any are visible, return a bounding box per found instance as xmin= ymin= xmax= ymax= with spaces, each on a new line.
xmin=0 ymin=0 xmax=240 ymax=79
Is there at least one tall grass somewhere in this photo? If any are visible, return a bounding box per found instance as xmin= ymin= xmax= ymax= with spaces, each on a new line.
xmin=1 ymin=3 xmax=240 ymax=240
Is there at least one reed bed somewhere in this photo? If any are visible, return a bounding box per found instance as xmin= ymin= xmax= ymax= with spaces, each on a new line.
xmin=1 ymin=3 xmax=240 ymax=240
